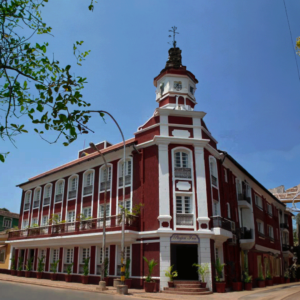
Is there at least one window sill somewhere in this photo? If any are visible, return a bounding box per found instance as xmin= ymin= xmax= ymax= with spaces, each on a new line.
xmin=258 ymin=236 xmax=265 ymax=240
xmin=43 ymin=204 xmax=50 ymax=207
xmin=118 ymin=184 xmax=132 ymax=189
xmin=82 ymin=194 xmax=93 ymax=197
xmin=256 ymin=205 xmax=264 ymax=211
xmin=67 ymin=197 xmax=76 ymax=201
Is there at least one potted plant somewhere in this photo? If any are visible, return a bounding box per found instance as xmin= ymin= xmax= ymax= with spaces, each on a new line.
xmin=165 ymin=265 xmax=178 ymax=288
xmin=227 ymin=261 xmax=242 ymax=291
xmin=124 ymin=258 xmax=132 ymax=288
xmin=65 ymin=263 xmax=73 ymax=282
xmin=25 ymin=257 xmax=33 ymax=278
xmin=193 ymin=263 xmax=209 ymax=288
xmin=266 ymin=270 xmax=273 ymax=286
xmin=257 ymin=269 xmax=266 ymax=288
xmin=10 ymin=256 xmax=17 ymax=276
xmin=81 ymin=257 xmax=90 ymax=284
xmin=36 ymin=256 xmax=45 ymax=279
xmin=215 ymin=258 xmax=226 ymax=293
xmin=244 ymin=272 xmax=252 ymax=291
xmin=284 ymin=270 xmax=290 ymax=283
xmin=143 ymin=257 xmax=158 ymax=293
xmin=50 ymin=260 xmax=60 ymax=280
xmin=17 ymin=256 xmax=23 ymax=276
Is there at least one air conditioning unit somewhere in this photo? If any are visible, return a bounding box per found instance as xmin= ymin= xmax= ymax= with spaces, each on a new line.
xmin=228 ymin=234 xmax=237 ymax=245
xmin=231 ymin=221 xmax=236 ymax=232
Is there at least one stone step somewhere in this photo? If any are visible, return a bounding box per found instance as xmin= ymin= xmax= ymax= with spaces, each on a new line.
xmin=175 ymin=284 xmax=202 ymax=288
xmin=164 ymin=287 xmax=209 ymax=292
xmin=163 ymin=290 xmax=213 ymax=296
xmin=173 ymin=281 xmax=200 ymax=284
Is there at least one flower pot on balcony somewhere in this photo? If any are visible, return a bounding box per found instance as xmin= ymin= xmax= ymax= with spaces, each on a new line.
xmin=36 ymin=272 xmax=43 ymax=279
xmin=17 ymin=271 xmax=23 ymax=277
xmin=232 ymin=281 xmax=242 ymax=291
xmin=244 ymin=282 xmax=252 ymax=291
xmin=200 ymin=282 xmax=207 ymax=288
xmin=216 ymin=282 xmax=226 ymax=293
xmin=284 ymin=278 xmax=290 ymax=283
xmin=65 ymin=274 xmax=72 ymax=282
xmin=257 ymin=280 xmax=266 ymax=288
xmin=144 ymin=281 xmax=156 ymax=293
xmin=266 ymin=279 xmax=273 ymax=286
xmin=25 ymin=271 xmax=31 ymax=278
xmin=168 ymin=281 xmax=175 ymax=288
xmin=81 ymin=275 xmax=89 ymax=284
xmin=125 ymin=279 xmax=132 ymax=288
xmin=50 ymin=273 xmax=57 ymax=281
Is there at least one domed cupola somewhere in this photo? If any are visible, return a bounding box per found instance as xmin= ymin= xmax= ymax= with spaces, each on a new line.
xmin=153 ymin=30 xmax=198 ymax=111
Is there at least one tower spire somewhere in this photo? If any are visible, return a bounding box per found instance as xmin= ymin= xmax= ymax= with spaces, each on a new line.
xmin=168 ymin=26 xmax=179 ymax=48
xmin=166 ymin=26 xmax=182 ymax=69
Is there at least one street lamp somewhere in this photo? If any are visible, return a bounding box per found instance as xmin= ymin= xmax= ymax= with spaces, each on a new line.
xmin=89 ymin=142 xmax=109 ymax=290
xmin=88 ymin=110 xmax=127 ymax=292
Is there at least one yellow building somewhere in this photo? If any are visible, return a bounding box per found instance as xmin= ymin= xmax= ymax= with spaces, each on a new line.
xmin=0 ymin=230 xmax=11 ymax=270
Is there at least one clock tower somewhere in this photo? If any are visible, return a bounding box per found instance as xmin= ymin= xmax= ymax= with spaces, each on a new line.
xmin=153 ymin=45 xmax=198 ymax=111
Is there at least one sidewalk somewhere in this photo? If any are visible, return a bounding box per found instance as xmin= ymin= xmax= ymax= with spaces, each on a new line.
xmin=1 ymin=273 xmax=300 ymax=300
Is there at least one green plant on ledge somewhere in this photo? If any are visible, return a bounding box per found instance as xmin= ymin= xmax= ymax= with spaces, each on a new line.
xmin=125 ymin=258 xmax=130 ymax=279
xmin=284 ymin=270 xmax=290 ymax=279
xmin=25 ymin=257 xmax=33 ymax=271
xmin=83 ymin=257 xmax=90 ymax=276
xmin=215 ymin=258 xmax=226 ymax=282
xmin=50 ymin=260 xmax=60 ymax=274
xmin=244 ymin=272 xmax=252 ymax=283
xmin=37 ymin=256 xmax=45 ymax=273
xmin=66 ymin=263 xmax=73 ymax=275
xmin=143 ymin=257 xmax=158 ymax=283
xmin=165 ymin=265 xmax=178 ymax=282
xmin=10 ymin=256 xmax=16 ymax=270
xmin=18 ymin=257 xmax=23 ymax=271
xmin=266 ymin=270 xmax=272 ymax=280
xmin=193 ymin=263 xmax=209 ymax=283
xmin=257 ymin=269 xmax=265 ymax=281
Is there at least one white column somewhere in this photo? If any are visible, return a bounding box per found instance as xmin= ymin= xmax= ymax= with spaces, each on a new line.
xmin=160 ymin=236 xmax=171 ymax=290
xmin=160 ymin=115 xmax=169 ymax=136
xmin=193 ymin=117 xmax=202 ymax=139
xmin=157 ymin=142 xmax=172 ymax=229
xmin=8 ymin=245 xmax=14 ymax=270
xmin=194 ymin=146 xmax=210 ymax=229
xmin=199 ymin=238 xmax=212 ymax=291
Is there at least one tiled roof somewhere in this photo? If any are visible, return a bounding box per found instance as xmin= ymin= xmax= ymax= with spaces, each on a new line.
xmin=0 ymin=209 xmax=19 ymax=219
xmin=18 ymin=137 xmax=136 ymax=186
xmin=270 ymin=184 xmax=300 ymax=203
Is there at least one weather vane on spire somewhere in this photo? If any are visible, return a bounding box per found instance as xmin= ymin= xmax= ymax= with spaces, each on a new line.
xmin=168 ymin=26 xmax=179 ymax=48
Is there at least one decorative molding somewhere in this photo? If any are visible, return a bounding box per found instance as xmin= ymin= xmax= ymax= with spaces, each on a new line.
xmin=176 ymin=181 xmax=191 ymax=191
xmin=171 ymin=129 xmax=190 ymax=138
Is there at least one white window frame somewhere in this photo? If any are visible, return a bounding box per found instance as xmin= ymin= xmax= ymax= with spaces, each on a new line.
xmin=22 ymin=219 xmax=29 ymax=229
xmin=43 ymin=184 xmax=52 ymax=206
xmin=0 ymin=248 xmax=6 ymax=263
xmin=100 ymin=165 xmax=112 ymax=187
xmin=257 ymin=220 xmax=265 ymax=235
xmin=84 ymin=170 xmax=94 ymax=187
xmin=78 ymin=247 xmax=91 ymax=274
xmin=32 ymin=217 xmax=38 ymax=226
xmin=55 ymin=180 xmax=65 ymax=203
xmin=41 ymin=215 xmax=48 ymax=226
xmin=118 ymin=159 xmax=132 ymax=187
xmin=82 ymin=207 xmax=92 ymax=219
xmin=3 ymin=218 xmax=12 ymax=228
xmin=268 ymin=225 xmax=274 ymax=240
xmin=64 ymin=248 xmax=74 ymax=264
xmin=226 ymin=203 xmax=231 ymax=219
xmin=99 ymin=204 xmax=110 ymax=218
xmin=176 ymin=195 xmax=192 ymax=214
xmin=67 ymin=211 xmax=76 ymax=223
xmin=68 ymin=175 xmax=78 ymax=200
xmin=255 ymin=194 xmax=263 ymax=210
xmin=118 ymin=200 xmax=130 ymax=213
xmin=24 ymin=191 xmax=32 ymax=211
xmin=50 ymin=248 xmax=60 ymax=272
xmin=209 ymin=156 xmax=218 ymax=188
xmin=174 ymin=151 xmax=190 ymax=168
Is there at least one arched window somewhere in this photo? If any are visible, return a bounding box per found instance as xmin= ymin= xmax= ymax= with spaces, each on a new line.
xmin=174 ymin=150 xmax=191 ymax=179
xmin=55 ymin=180 xmax=64 ymax=203
xmin=209 ymin=157 xmax=218 ymax=187
xmin=175 ymin=151 xmax=189 ymax=168
xmin=83 ymin=170 xmax=94 ymax=196
xmin=33 ymin=188 xmax=41 ymax=208
xmin=43 ymin=184 xmax=52 ymax=206
xmin=100 ymin=166 xmax=112 ymax=191
xmin=24 ymin=191 xmax=32 ymax=211
xmin=118 ymin=159 xmax=132 ymax=186
xmin=68 ymin=176 xmax=78 ymax=199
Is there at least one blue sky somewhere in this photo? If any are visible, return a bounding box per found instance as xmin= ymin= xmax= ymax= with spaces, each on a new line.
xmin=1 ymin=0 xmax=300 ymax=213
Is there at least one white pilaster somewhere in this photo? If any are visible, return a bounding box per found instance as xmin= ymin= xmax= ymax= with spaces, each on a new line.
xmin=8 ymin=246 xmax=13 ymax=270
xmin=160 ymin=236 xmax=171 ymax=290
xmin=194 ymin=146 xmax=209 ymax=229
xmin=193 ymin=117 xmax=202 ymax=139
xmin=160 ymin=115 xmax=169 ymax=136
xmin=158 ymin=142 xmax=172 ymax=229
xmin=199 ymin=238 xmax=212 ymax=291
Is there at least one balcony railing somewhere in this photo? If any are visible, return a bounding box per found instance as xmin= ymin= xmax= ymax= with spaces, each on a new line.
xmin=211 ymin=216 xmax=234 ymax=232
xmin=68 ymin=190 xmax=76 ymax=199
xmin=118 ymin=175 xmax=131 ymax=186
xmin=280 ymin=223 xmax=289 ymax=230
xmin=100 ymin=181 xmax=111 ymax=191
xmin=83 ymin=185 xmax=93 ymax=196
xmin=55 ymin=194 xmax=63 ymax=203
xmin=269 ymin=235 xmax=275 ymax=242
xmin=8 ymin=215 xmax=139 ymax=240
xmin=240 ymin=227 xmax=252 ymax=239
xmin=43 ymin=197 xmax=50 ymax=206
xmin=174 ymin=167 xmax=192 ymax=179
xmin=211 ymin=175 xmax=218 ymax=187
xmin=33 ymin=200 xmax=40 ymax=209
xmin=24 ymin=203 xmax=30 ymax=211
xmin=237 ymin=193 xmax=251 ymax=204
xmin=282 ymin=244 xmax=291 ymax=251
xmin=176 ymin=213 xmax=194 ymax=226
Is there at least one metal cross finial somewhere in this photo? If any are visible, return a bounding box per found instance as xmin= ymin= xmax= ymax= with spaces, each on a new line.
xmin=168 ymin=26 xmax=179 ymax=48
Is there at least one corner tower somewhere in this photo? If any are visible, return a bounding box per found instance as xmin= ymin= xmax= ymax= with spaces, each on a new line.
xmin=154 ymin=45 xmax=198 ymax=111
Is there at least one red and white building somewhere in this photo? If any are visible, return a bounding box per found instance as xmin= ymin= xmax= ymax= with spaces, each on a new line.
xmin=5 ymin=46 xmax=294 ymax=291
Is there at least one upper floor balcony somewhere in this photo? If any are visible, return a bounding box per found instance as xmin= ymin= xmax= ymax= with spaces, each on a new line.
xmin=280 ymin=223 xmax=289 ymax=230
xmin=176 ymin=213 xmax=194 ymax=226
xmin=8 ymin=215 xmax=139 ymax=241
xmin=239 ymin=227 xmax=252 ymax=240
xmin=211 ymin=216 xmax=235 ymax=232
xmin=282 ymin=244 xmax=291 ymax=252
xmin=174 ymin=167 xmax=192 ymax=179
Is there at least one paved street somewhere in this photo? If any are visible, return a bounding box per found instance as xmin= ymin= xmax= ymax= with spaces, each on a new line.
xmin=0 ymin=281 xmax=133 ymax=300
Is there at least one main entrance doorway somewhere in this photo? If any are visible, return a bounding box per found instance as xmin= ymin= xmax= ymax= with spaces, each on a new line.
xmin=171 ymin=244 xmax=198 ymax=280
